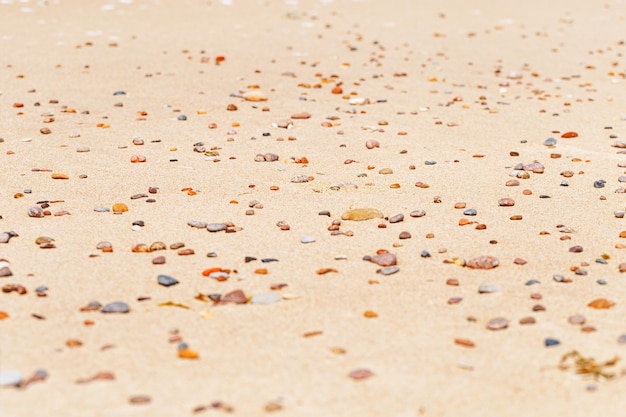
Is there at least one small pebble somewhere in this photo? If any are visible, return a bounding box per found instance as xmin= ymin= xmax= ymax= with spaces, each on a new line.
xmin=300 ymin=236 xmax=316 ymax=244
xmin=463 ymin=209 xmax=477 ymax=216
xmin=544 ymin=338 xmax=560 ymax=347
xmin=0 ymin=370 xmax=23 ymax=387
xmin=207 ymin=223 xmax=227 ymax=232
xmin=377 ymin=266 xmax=399 ymax=275
xmin=478 ymin=283 xmax=501 ymax=294
xmin=101 ymin=302 xmax=130 ymax=313
xmin=486 ymin=317 xmax=509 ymax=330
xmin=388 ymin=214 xmax=404 ymax=223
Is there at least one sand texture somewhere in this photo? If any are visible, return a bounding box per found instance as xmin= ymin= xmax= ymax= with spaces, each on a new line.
xmin=2 ymin=0 xmax=626 ymax=416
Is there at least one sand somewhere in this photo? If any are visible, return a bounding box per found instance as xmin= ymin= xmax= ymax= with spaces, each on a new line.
xmin=1 ymin=0 xmax=626 ymax=416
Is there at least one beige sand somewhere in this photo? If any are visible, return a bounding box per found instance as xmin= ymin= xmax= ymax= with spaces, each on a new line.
xmin=2 ymin=0 xmax=626 ymax=416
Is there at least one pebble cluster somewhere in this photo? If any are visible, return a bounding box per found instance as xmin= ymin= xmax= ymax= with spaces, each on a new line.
xmin=1 ymin=0 xmax=626 ymax=415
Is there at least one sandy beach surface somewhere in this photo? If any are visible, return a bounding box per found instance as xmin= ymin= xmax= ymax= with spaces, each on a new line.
xmin=2 ymin=0 xmax=626 ymax=416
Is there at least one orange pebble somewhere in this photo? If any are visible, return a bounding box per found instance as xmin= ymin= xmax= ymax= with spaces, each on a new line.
xmin=255 ymin=268 xmax=268 ymax=275
xmin=202 ymin=267 xmax=223 ymax=276
xmin=178 ymin=348 xmax=199 ymax=359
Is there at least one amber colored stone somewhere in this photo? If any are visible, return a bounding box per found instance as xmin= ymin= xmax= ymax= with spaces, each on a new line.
xmin=303 ymin=330 xmax=323 ymax=338
xmin=254 ymin=268 xmax=268 ymax=275
xmin=454 ymin=202 xmax=466 ymax=209
xmin=587 ymin=298 xmax=615 ymax=309
xmin=561 ymin=131 xmax=578 ymax=138
xmin=475 ymin=224 xmax=487 ymax=230
xmin=331 ymin=86 xmax=343 ymax=94
xmin=458 ymin=218 xmax=472 ymax=226
xmin=425 ymin=233 xmax=435 ymax=238
xmin=226 ymin=104 xmax=237 ymax=111
xmin=363 ymin=310 xmax=378 ymax=318
xmin=177 ymin=249 xmax=194 ymax=256
xmin=131 ymin=244 xmax=149 ymax=253
xmin=341 ymin=208 xmax=384 ymax=221
xmin=178 ymin=348 xmax=199 ymax=359
xmin=84 ymin=320 xmax=94 ymax=326
xmin=620 ymin=231 xmax=626 ymax=238
xmin=66 ymin=339 xmax=83 ymax=348
xmin=316 ymin=268 xmax=338 ymax=275
xmin=510 ymin=215 xmax=523 ymax=220
xmin=0 ymin=311 xmax=9 ymax=320
xmin=112 ymin=203 xmax=128 ymax=213
xmin=51 ymin=173 xmax=69 ymax=179
xmin=454 ymin=338 xmax=475 ymax=348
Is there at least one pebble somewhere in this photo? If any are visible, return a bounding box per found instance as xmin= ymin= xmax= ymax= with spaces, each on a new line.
xmin=101 ymin=302 xmax=130 ymax=313
xmin=251 ymin=292 xmax=281 ymax=304
xmin=463 ymin=209 xmax=477 ymax=216
xmin=300 ymin=236 xmax=316 ymax=244
xmin=568 ymin=314 xmax=586 ymax=325
xmin=152 ymin=256 xmax=166 ymax=265
xmin=348 ymin=369 xmax=374 ymax=381
xmin=377 ymin=266 xmax=399 ymax=275
xmin=0 ymin=370 xmax=23 ymax=387
xmin=618 ymin=334 xmax=626 ymax=344
xmin=0 ymin=267 xmax=12 ymax=277
xmin=543 ymin=137 xmax=557 ymax=146
xmin=398 ymin=231 xmax=411 ymax=239
xmin=388 ymin=214 xmax=404 ymax=223
xmin=467 ymin=256 xmax=499 ymax=269
xmin=370 ymin=253 xmax=397 ymax=266
xmin=365 ymin=140 xmax=380 ymax=149
xmin=207 ymin=223 xmax=227 ymax=232
xmin=94 ymin=206 xmax=110 ymax=212
xmin=129 ymin=395 xmax=152 ymax=405
xmin=291 ymin=175 xmax=309 ymax=183
xmin=341 ymin=208 xmax=384 ymax=221
xmin=498 ymin=198 xmax=515 ymax=206
xmin=486 ymin=317 xmax=509 ymax=330
xmin=409 ymin=210 xmax=426 ymax=218
xmin=221 ymin=290 xmax=247 ymax=304
xmin=157 ymin=274 xmax=178 ymax=287
xmin=478 ymin=283 xmax=501 ymax=294
xmin=27 ymin=206 xmax=44 ymax=218
xmin=544 ymin=338 xmax=560 ymax=347
xmin=188 ymin=220 xmax=207 ymax=228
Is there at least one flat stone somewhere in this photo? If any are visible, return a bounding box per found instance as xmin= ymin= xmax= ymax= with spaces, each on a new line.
xmin=0 ymin=370 xmax=22 ymax=387
xmin=545 ymin=338 xmax=560 ymax=347
xmin=188 ymin=220 xmax=208 ymax=228
xmin=222 ymin=289 xmax=247 ymax=304
xmin=300 ymin=236 xmax=316 ymax=244
xmin=389 ymin=214 xmax=404 ymax=223
xmin=377 ymin=266 xmax=399 ymax=275
xmin=568 ymin=314 xmax=586 ymax=325
xmin=467 ymin=256 xmax=499 ymax=269
xmin=463 ymin=209 xmax=477 ymax=216
xmin=101 ymin=302 xmax=130 ymax=313
xmin=478 ymin=283 xmax=501 ymax=294
xmin=409 ymin=210 xmax=426 ymax=218
xmin=251 ymin=292 xmax=281 ymax=305
xmin=207 ymin=223 xmax=227 ymax=232
xmin=94 ymin=206 xmax=110 ymax=212
xmin=157 ymin=274 xmax=178 ymax=287
xmin=370 ymin=253 xmax=397 ymax=266
xmin=0 ymin=267 xmax=12 ymax=277
xmin=486 ymin=317 xmax=509 ymax=330
xmin=341 ymin=208 xmax=383 ymax=221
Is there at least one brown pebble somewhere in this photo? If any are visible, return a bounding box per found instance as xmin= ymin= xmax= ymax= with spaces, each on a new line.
xmin=365 ymin=140 xmax=380 ymax=149
xmin=129 ymin=395 xmax=151 ymax=405
xmin=398 ymin=231 xmax=411 ymax=239
xmin=498 ymin=198 xmax=515 ymax=206
xmin=486 ymin=317 xmax=509 ymax=330
xmin=291 ymin=112 xmax=311 ymax=119
xmin=152 ymin=256 xmax=166 ymax=264
xmin=454 ymin=202 xmax=466 ymax=209
xmin=454 ymin=338 xmax=475 ymax=348
xmin=522 ymin=189 xmax=532 ymax=195
xmin=510 ymin=215 xmax=522 ymax=220
xmin=348 ymin=369 xmax=374 ymax=380
xmin=530 ymin=293 xmax=542 ymax=300
xmin=519 ymin=316 xmax=536 ymax=325
xmin=170 ymin=242 xmax=185 ymax=250
xmin=569 ymin=245 xmax=583 ymax=253
xmin=513 ymin=258 xmax=527 ymax=265
xmin=177 ymin=248 xmax=194 ymax=256
xmin=370 ymin=253 xmax=397 ymax=266
xmin=51 ymin=173 xmax=69 ymax=180
xmin=506 ymin=179 xmax=520 ymax=186
xmin=446 ymin=278 xmax=459 ymax=286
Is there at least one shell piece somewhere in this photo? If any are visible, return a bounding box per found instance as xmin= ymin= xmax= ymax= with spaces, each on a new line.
xmin=341 ymin=208 xmax=384 ymax=221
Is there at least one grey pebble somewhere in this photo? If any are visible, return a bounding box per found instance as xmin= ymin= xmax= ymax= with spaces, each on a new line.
xmin=593 ymin=180 xmax=606 ymax=188
xmin=35 ymin=285 xmax=48 ymax=293
xmin=206 ymin=252 xmax=217 ymax=258
xmin=478 ymin=283 xmax=501 ymax=294
xmin=525 ymin=279 xmax=540 ymax=285
xmin=596 ymin=258 xmax=608 ymax=264
xmin=94 ymin=206 xmax=110 ymax=212
xmin=27 ymin=206 xmax=44 ymax=218
xmin=618 ymin=334 xmax=626 ymax=344
xmin=425 ymin=160 xmax=436 ymax=165
xmin=101 ymin=301 xmax=130 ymax=313
xmin=561 ymin=180 xmax=569 ymax=186
xmin=0 ymin=370 xmax=23 ymax=387
xmin=301 ymin=236 xmax=316 ymax=244
xmin=543 ymin=137 xmax=557 ymax=146
xmin=291 ymin=175 xmax=309 ymax=183
xmin=463 ymin=209 xmax=477 ymax=216
xmin=553 ymin=274 xmax=566 ymax=282
xmin=389 ymin=214 xmax=404 ymax=223
xmin=207 ymin=223 xmax=227 ymax=232
xmin=420 ymin=250 xmax=431 ymax=258
xmin=597 ymin=279 xmax=607 ymax=285
xmin=76 ymin=146 xmax=90 ymax=152
xmin=409 ymin=210 xmax=426 ymax=218
xmin=157 ymin=274 xmax=179 ymax=287
xmin=0 ymin=267 xmax=12 ymax=277
xmin=251 ymin=292 xmax=281 ymax=304
xmin=188 ymin=220 xmax=208 ymax=228
xmin=377 ymin=266 xmax=399 ymax=275
xmin=486 ymin=317 xmax=509 ymax=330
xmin=177 ymin=115 xmax=187 ymax=121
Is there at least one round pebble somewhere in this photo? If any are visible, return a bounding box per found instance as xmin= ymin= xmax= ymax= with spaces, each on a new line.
xmin=463 ymin=209 xmax=477 ymax=216
xmin=543 ymin=137 xmax=557 ymax=146
xmin=157 ymin=275 xmax=178 ymax=287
